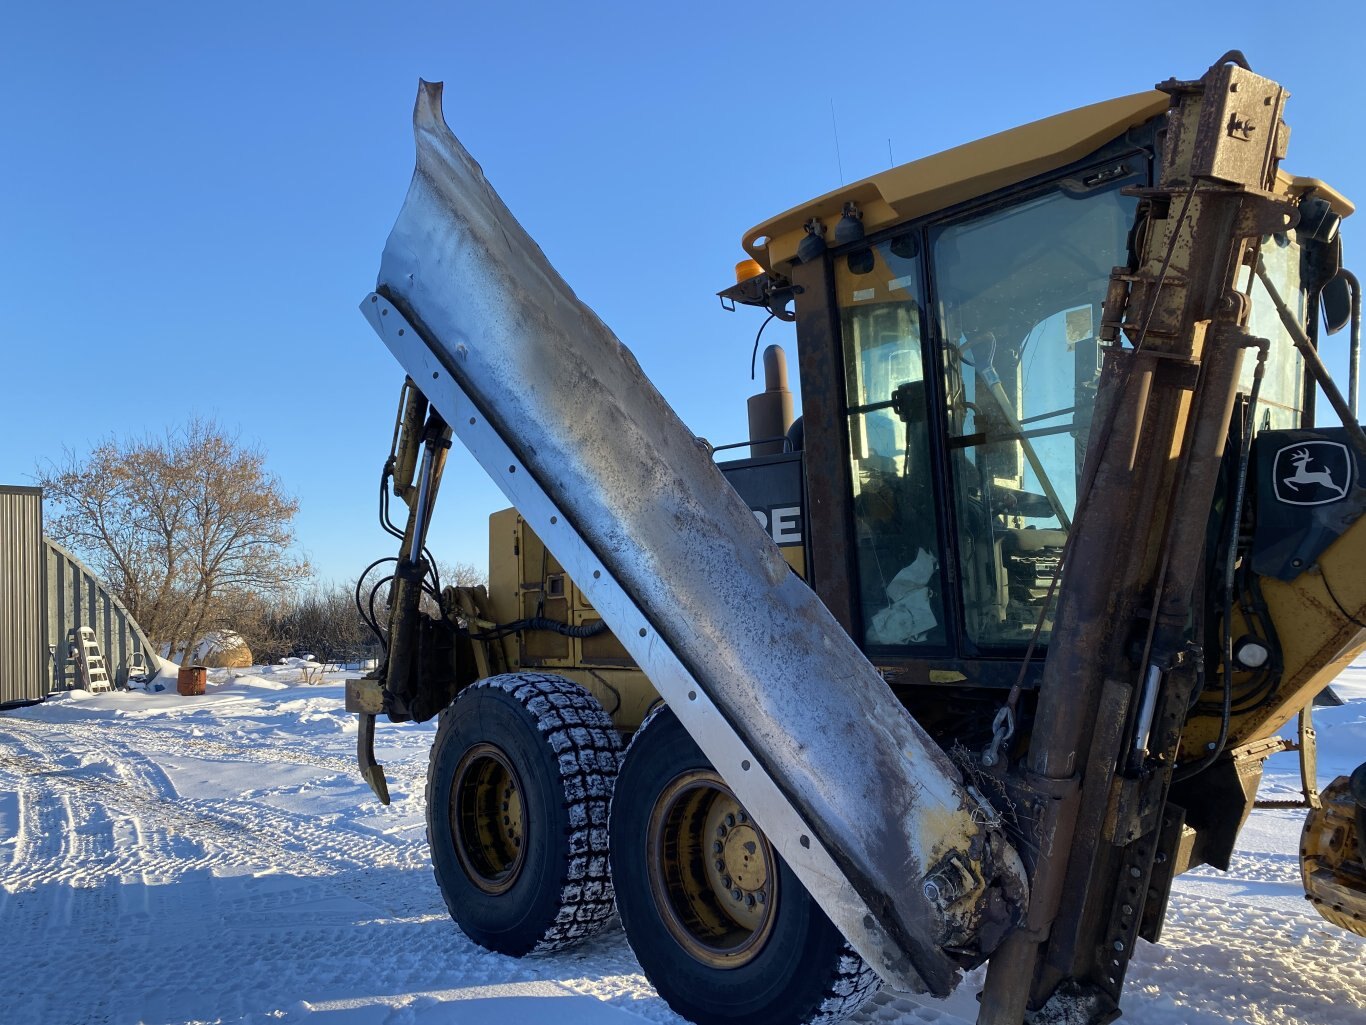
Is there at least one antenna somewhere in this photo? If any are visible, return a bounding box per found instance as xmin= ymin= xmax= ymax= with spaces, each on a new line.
xmin=888 ymin=139 xmax=894 ymax=168
xmin=830 ymin=99 xmax=844 ymax=185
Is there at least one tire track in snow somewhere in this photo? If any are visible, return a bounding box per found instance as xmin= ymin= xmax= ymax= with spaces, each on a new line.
xmin=0 ymin=714 xmax=455 ymax=1025
xmin=0 ymin=714 xmax=448 ymax=935
xmin=3 ymin=713 xmax=364 ymax=776
xmin=0 ymin=719 xmax=410 ymax=885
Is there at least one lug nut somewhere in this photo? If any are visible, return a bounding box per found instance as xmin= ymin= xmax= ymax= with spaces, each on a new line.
xmin=716 ymin=824 xmax=728 ymax=838
xmin=731 ymin=889 xmax=743 ymax=901
xmin=713 ymin=840 xmax=723 ymax=854
xmin=725 ymin=813 xmax=736 ymax=828
xmin=738 ymin=812 xmax=748 ymax=824
xmin=721 ymin=875 xmax=732 ymax=890
xmin=715 ymin=859 xmax=725 ymax=872
xmin=756 ymin=890 xmax=766 ymax=904
xmin=745 ymin=894 xmax=756 ymax=907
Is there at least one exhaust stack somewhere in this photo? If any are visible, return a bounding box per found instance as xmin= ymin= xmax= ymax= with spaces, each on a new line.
xmin=747 ymin=344 xmax=795 ymax=458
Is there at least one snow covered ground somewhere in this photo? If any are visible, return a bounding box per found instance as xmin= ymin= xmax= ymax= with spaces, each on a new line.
xmin=1 ymin=661 xmax=1363 ymax=1025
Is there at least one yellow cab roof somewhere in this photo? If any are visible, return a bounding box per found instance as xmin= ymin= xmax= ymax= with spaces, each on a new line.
xmin=741 ymin=90 xmax=1355 ymax=273
xmin=743 ymin=92 xmax=1169 ymax=271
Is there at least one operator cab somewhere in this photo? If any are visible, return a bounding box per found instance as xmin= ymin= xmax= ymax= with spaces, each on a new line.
xmin=721 ymin=91 xmax=1335 ymax=683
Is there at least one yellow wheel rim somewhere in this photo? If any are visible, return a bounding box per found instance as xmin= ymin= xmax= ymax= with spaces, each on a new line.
xmin=452 ymin=743 xmax=527 ymax=895
xmin=647 ymin=768 xmax=778 ymax=969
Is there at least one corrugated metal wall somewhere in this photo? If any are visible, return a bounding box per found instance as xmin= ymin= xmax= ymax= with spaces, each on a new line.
xmin=45 ymin=537 xmax=161 ymax=691
xmin=1 ymin=486 xmax=47 ymax=706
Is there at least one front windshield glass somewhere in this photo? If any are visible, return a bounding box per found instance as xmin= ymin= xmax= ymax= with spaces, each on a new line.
xmin=932 ymin=174 xmax=1138 ymax=649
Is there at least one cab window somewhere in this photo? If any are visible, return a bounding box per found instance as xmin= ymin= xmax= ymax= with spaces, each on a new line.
xmin=838 ymin=235 xmax=944 ymax=650
xmin=931 ymin=174 xmax=1139 ymax=649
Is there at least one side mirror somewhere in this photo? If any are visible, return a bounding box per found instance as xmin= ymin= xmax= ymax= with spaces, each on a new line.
xmin=1322 ymin=271 xmax=1354 ymax=336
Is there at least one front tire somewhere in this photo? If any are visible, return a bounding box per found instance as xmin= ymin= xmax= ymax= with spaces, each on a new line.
xmin=610 ymin=706 xmax=879 ymax=1025
xmin=426 ymin=673 xmax=621 ymax=955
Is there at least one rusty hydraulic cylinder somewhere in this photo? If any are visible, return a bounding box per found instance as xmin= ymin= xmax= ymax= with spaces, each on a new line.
xmin=978 ymin=57 xmax=1299 ymax=1024
xmin=365 ymin=80 xmax=1027 ymax=995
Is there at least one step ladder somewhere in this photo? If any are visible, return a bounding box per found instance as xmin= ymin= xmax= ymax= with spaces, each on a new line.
xmin=68 ymin=626 xmax=112 ymax=693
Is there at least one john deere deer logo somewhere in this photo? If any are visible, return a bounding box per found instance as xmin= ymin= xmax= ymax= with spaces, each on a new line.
xmin=1273 ymin=441 xmax=1352 ymax=506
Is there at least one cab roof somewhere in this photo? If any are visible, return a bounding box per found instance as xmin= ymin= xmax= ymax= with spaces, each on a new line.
xmin=743 ymin=91 xmax=1172 ymax=272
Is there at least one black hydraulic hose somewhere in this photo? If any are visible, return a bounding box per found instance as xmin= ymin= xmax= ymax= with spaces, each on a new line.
xmin=1176 ymin=338 xmax=1269 ymax=782
xmin=379 ymin=474 xmax=405 ymax=541
xmin=367 ymin=575 xmax=393 ymax=642
xmin=468 ymin=617 xmax=610 ymax=641
xmin=356 ymin=557 xmax=399 ymax=651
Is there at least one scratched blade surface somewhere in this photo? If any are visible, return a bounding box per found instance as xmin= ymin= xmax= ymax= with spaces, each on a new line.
xmin=375 ymin=80 xmax=1024 ymax=995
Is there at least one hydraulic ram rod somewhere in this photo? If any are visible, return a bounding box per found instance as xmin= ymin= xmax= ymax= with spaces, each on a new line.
xmin=362 ymin=81 xmax=1026 ymax=996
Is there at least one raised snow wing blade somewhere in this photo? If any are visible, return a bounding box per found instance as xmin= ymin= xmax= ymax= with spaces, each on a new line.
xmin=367 ymin=80 xmax=1026 ymax=995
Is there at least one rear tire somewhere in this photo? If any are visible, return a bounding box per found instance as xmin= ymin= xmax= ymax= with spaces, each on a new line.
xmin=426 ymin=673 xmax=621 ymax=955
xmin=610 ymin=706 xmax=880 ymax=1025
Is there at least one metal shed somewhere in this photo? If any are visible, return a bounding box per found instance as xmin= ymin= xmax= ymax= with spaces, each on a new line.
xmin=1 ymin=485 xmax=163 ymax=704
xmin=45 ymin=536 xmax=161 ymax=691
xmin=0 ymin=485 xmax=46 ymax=706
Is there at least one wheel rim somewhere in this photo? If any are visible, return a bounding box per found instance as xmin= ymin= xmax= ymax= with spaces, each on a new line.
xmin=451 ymin=743 xmax=527 ymax=895
xmin=646 ymin=768 xmax=779 ymax=969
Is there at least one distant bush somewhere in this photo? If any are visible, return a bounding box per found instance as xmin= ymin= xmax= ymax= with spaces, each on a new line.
xmin=247 ymin=560 xmax=488 ymax=667
xmin=248 ymin=582 xmax=378 ymax=666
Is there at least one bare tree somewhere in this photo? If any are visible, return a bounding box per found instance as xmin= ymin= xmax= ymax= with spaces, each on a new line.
xmin=39 ymin=419 xmax=310 ymax=661
xmin=432 ymin=558 xmax=488 ymax=591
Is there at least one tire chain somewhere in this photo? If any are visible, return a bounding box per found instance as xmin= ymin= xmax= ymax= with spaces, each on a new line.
xmin=428 ymin=673 xmax=622 ymax=953
xmin=810 ymin=948 xmax=882 ymax=1025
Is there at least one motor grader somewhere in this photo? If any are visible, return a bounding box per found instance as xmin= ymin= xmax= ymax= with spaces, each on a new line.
xmin=345 ymin=54 xmax=1366 ymax=1025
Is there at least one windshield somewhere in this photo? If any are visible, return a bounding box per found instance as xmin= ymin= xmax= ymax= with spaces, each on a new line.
xmin=932 ymin=174 xmax=1138 ymax=649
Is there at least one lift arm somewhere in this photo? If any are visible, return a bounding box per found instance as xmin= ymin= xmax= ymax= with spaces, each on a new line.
xmin=350 ymin=377 xmax=452 ymax=804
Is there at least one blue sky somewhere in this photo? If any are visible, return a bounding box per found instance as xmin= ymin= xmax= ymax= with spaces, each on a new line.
xmin=3 ymin=2 xmax=1364 ymax=585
